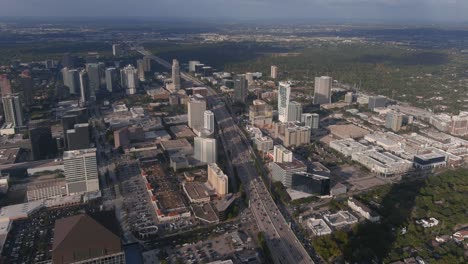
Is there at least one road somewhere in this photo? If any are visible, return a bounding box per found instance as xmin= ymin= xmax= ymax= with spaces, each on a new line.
xmin=137 ymin=47 xmax=314 ymax=264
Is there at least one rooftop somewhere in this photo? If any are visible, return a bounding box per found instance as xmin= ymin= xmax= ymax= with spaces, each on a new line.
xmin=63 ymin=148 xmax=96 ymax=159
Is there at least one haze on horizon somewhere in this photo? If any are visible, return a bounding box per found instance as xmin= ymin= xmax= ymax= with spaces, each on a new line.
xmin=1 ymin=0 xmax=468 ymax=24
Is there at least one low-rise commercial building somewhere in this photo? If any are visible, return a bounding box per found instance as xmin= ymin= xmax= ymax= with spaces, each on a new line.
xmin=348 ymin=197 xmax=380 ymax=222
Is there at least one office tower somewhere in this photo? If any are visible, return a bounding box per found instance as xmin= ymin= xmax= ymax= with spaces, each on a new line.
xmin=29 ymin=119 xmax=57 ymax=160
xmin=207 ymin=163 xmax=228 ymax=197
xmin=121 ymin=64 xmax=139 ymax=95
xmin=86 ymin=62 xmax=105 ymax=97
xmin=105 ymin=67 xmax=118 ymax=92
xmin=61 ymin=53 xmax=74 ymax=68
xmin=291 ymin=172 xmax=330 ymax=195
xmin=172 ymin=59 xmax=181 ymax=90
xmin=137 ymin=59 xmax=146 ymax=81
xmin=52 ymin=214 xmax=125 ymax=264
xmin=188 ymin=97 xmax=207 ymax=131
xmin=301 ymin=113 xmax=319 ymax=130
xmin=278 ymin=82 xmax=291 ymax=122
xmin=271 ymin=65 xmax=279 ymax=79
xmin=63 ymin=148 xmax=99 ymax=195
xmin=62 ymin=112 xmax=87 ymax=149
xmin=189 ymin=60 xmax=200 ymax=72
xmin=143 ymin=56 xmax=152 ymax=72
xmin=314 ymin=76 xmax=332 ymax=105
xmin=2 ymin=94 xmax=23 ymax=127
xmin=386 ymin=111 xmax=404 ymax=132
xmin=273 ymin=145 xmax=293 ymax=163
xmin=19 ymin=71 xmax=33 ymax=106
xmin=278 ymin=124 xmax=311 ymax=147
xmin=345 ymin=92 xmax=354 ymax=104
xmin=66 ymin=123 xmax=90 ymax=150
xmin=287 ymin=101 xmax=303 ymax=122
xmin=62 ymin=68 xmax=80 ymax=95
xmin=204 ymin=110 xmax=215 ymax=132
xmin=44 ymin=60 xmax=56 ymax=69
xmin=0 ymin=74 xmax=12 ymax=96
xmin=112 ymin=44 xmax=122 ymax=56
xmin=234 ymin=74 xmax=248 ymax=102
xmin=249 ymin=100 xmax=273 ymax=128
xmin=368 ymin=96 xmax=387 ymax=111
xmin=79 ymin=70 xmax=89 ymax=104
xmin=194 ymin=137 xmax=217 ymax=164
xmin=245 ymin=72 xmax=254 ymax=85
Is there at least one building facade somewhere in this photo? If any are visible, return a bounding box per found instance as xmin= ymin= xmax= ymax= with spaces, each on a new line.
xmin=63 ymin=148 xmax=99 ymax=195
xmin=313 ymin=76 xmax=332 ymax=105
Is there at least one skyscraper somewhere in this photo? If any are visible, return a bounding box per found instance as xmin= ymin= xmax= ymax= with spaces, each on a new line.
xmin=29 ymin=119 xmax=57 ymax=160
xmin=62 ymin=68 xmax=80 ymax=95
xmin=61 ymin=53 xmax=74 ymax=68
xmin=313 ymin=76 xmax=332 ymax=105
xmin=2 ymin=94 xmax=23 ymax=127
xmin=271 ymin=65 xmax=279 ymax=79
xmin=278 ymin=82 xmax=291 ymax=123
xmin=66 ymin=123 xmax=90 ymax=150
xmin=204 ymin=110 xmax=215 ymax=132
xmin=137 ymin=59 xmax=146 ymax=81
xmin=245 ymin=72 xmax=254 ymax=85
xmin=287 ymin=101 xmax=303 ymax=122
xmin=207 ymin=163 xmax=228 ymax=197
xmin=79 ymin=70 xmax=89 ymax=104
xmin=20 ymin=71 xmax=34 ymax=106
xmin=121 ymin=64 xmax=139 ymax=95
xmin=386 ymin=111 xmax=404 ymax=132
xmin=86 ymin=63 xmax=105 ymax=97
xmin=0 ymin=74 xmax=12 ymax=96
xmin=301 ymin=113 xmax=319 ymax=130
xmin=105 ymin=68 xmax=118 ymax=92
xmin=189 ymin=60 xmax=200 ymax=72
xmin=63 ymin=148 xmax=99 ymax=195
xmin=188 ymin=97 xmax=207 ymax=131
xmin=172 ymin=59 xmax=181 ymax=90
xmin=368 ymin=96 xmax=387 ymax=111
xmin=234 ymin=74 xmax=248 ymax=102
xmin=143 ymin=56 xmax=152 ymax=72
xmin=112 ymin=44 xmax=122 ymax=56
xmin=194 ymin=137 xmax=217 ymax=164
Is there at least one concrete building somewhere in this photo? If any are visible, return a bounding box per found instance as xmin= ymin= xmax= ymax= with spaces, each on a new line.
xmin=386 ymin=111 xmax=404 ymax=132
xmin=234 ymin=74 xmax=248 ymax=102
xmin=278 ymin=82 xmax=291 ymax=122
xmin=273 ymin=145 xmax=292 ymax=163
xmin=301 ymin=113 xmax=319 ymax=130
xmin=287 ymin=101 xmax=302 ymax=122
xmin=26 ymin=179 xmax=67 ymax=202
xmin=86 ymin=62 xmax=105 ymax=97
xmin=368 ymin=96 xmax=387 ymax=111
xmin=254 ymin=136 xmax=274 ymax=153
xmin=172 ymin=59 xmax=181 ymax=91
xmin=66 ymin=123 xmax=90 ymax=150
xmin=249 ymin=100 xmax=273 ymax=128
xmin=270 ymin=159 xmax=307 ymax=188
xmin=344 ymin=92 xmax=354 ymax=104
xmin=271 ymin=65 xmax=279 ymax=79
xmin=413 ymin=152 xmax=446 ymax=169
xmin=2 ymin=94 xmax=23 ymax=127
xmin=348 ymin=197 xmax=380 ymax=222
xmin=207 ymin=163 xmax=228 ymax=197
xmin=19 ymin=71 xmax=33 ymax=106
xmin=204 ymin=110 xmax=215 ymax=132
xmin=189 ymin=60 xmax=201 ymax=72
xmin=275 ymin=122 xmax=311 ymax=147
xmin=143 ymin=56 xmax=152 ymax=72
xmin=194 ymin=137 xmax=217 ymax=164
xmin=105 ymin=67 xmax=118 ymax=92
xmin=112 ymin=44 xmax=122 ymax=56
xmin=114 ymin=127 xmax=130 ymax=148
xmin=0 ymin=74 xmax=12 ymax=96
xmin=429 ymin=112 xmax=468 ymax=136
xmin=188 ymin=97 xmax=206 ymax=131
xmin=351 ymin=149 xmax=413 ymax=177
xmin=79 ymin=69 xmax=89 ymax=104
xmin=29 ymin=119 xmax=57 ymax=160
xmin=63 ymin=148 xmax=99 ymax=195
xmin=291 ymin=172 xmax=330 ymax=196
xmin=137 ymin=59 xmax=146 ymax=81
xmin=329 ymin=138 xmax=369 ymax=157
xmin=62 ymin=68 xmax=80 ymax=95
xmin=121 ymin=64 xmax=139 ymax=95
xmin=313 ymin=76 xmax=332 ymax=105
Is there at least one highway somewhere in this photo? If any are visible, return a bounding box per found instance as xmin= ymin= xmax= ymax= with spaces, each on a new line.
xmin=136 ymin=48 xmax=314 ymax=264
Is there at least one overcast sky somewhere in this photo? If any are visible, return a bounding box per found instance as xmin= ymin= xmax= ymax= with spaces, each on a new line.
xmin=1 ymin=0 xmax=467 ymax=23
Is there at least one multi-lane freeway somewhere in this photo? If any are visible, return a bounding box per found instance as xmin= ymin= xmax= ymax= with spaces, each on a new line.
xmin=136 ymin=47 xmax=314 ymax=264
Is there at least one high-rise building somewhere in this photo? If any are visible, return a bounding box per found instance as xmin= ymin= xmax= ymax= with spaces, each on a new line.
xmin=188 ymin=97 xmax=207 ymax=131
xmin=121 ymin=64 xmax=139 ymax=95
xmin=112 ymin=44 xmax=122 ymax=56
xmin=234 ymin=74 xmax=248 ymax=102
xmin=204 ymin=110 xmax=215 ymax=132
xmin=271 ymin=65 xmax=279 ymax=79
xmin=63 ymin=148 xmax=99 ymax=195
xmin=86 ymin=63 xmax=105 ymax=97
xmin=66 ymin=123 xmax=90 ymax=150
xmin=62 ymin=112 xmax=88 ymax=149
xmin=301 ymin=113 xmax=319 ymax=130
xmin=62 ymin=68 xmax=80 ymax=95
xmin=249 ymin=100 xmax=273 ymax=128
xmin=0 ymin=74 xmax=12 ymax=96
xmin=344 ymin=92 xmax=354 ymax=104
xmin=287 ymin=101 xmax=302 ymax=122
xmin=194 ymin=137 xmax=217 ymax=164
xmin=278 ymin=82 xmax=291 ymax=122
xmin=105 ymin=67 xmax=118 ymax=92
xmin=137 ymin=59 xmax=146 ymax=81
xmin=273 ymin=145 xmax=293 ymax=163
xmin=29 ymin=119 xmax=57 ymax=160
xmin=245 ymin=72 xmax=254 ymax=85
xmin=313 ymin=76 xmax=332 ymax=105
xmin=172 ymin=59 xmax=181 ymax=91
xmin=19 ymin=71 xmax=34 ymax=106
xmin=386 ymin=111 xmax=404 ymax=132
xmin=207 ymin=163 xmax=228 ymax=196
xmin=61 ymin=53 xmax=75 ymax=68
xmin=189 ymin=60 xmax=200 ymax=72
xmin=368 ymin=96 xmax=387 ymax=111
xmin=79 ymin=70 xmax=89 ymax=104
xmin=2 ymin=94 xmax=23 ymax=127
xmin=143 ymin=56 xmax=152 ymax=72
xmin=291 ymin=172 xmax=330 ymax=196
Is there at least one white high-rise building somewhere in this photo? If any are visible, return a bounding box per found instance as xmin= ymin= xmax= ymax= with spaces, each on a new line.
xmin=121 ymin=65 xmax=138 ymax=95
xmin=234 ymin=74 xmax=248 ymax=102
xmin=207 ymin=163 xmax=228 ymax=196
xmin=278 ymin=82 xmax=291 ymax=123
xmin=63 ymin=148 xmax=99 ymax=195
xmin=301 ymin=113 xmax=319 ymax=130
xmin=194 ymin=137 xmax=217 ymax=164
xmin=314 ymin=76 xmax=332 ymax=105
xmin=137 ymin=59 xmax=146 ymax=81
xmin=189 ymin=60 xmax=200 ymax=72
xmin=112 ymin=44 xmax=121 ymax=56
xmin=245 ymin=72 xmax=254 ymax=85
xmin=273 ymin=145 xmax=292 ymax=163
xmin=105 ymin=68 xmax=118 ymax=92
xmin=287 ymin=101 xmax=302 ymax=122
xmin=62 ymin=68 xmax=80 ymax=95
xmin=79 ymin=70 xmax=89 ymax=104
xmin=2 ymin=94 xmax=23 ymax=127
xmin=271 ymin=65 xmax=278 ymax=79
xmin=188 ymin=97 xmax=207 ymax=131
xmin=204 ymin=110 xmax=215 ymax=132
xmin=172 ymin=59 xmax=181 ymax=90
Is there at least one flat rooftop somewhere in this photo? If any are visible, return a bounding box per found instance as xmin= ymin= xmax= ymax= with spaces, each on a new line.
xmin=274 ymin=158 xmax=307 ymax=171
xmin=183 ymin=182 xmax=211 ymax=201
xmin=160 ymin=139 xmax=192 ymax=152
xmin=170 ymin=125 xmax=196 ymax=139
xmin=0 ymin=148 xmax=20 ymax=165
xmin=191 ymin=203 xmax=219 ymax=223
xmin=63 ymin=148 xmax=96 ymax=159
xmin=329 ymin=124 xmax=369 ymax=139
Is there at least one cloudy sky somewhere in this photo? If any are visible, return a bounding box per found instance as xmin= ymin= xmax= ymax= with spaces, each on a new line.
xmin=1 ymin=0 xmax=467 ymax=23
